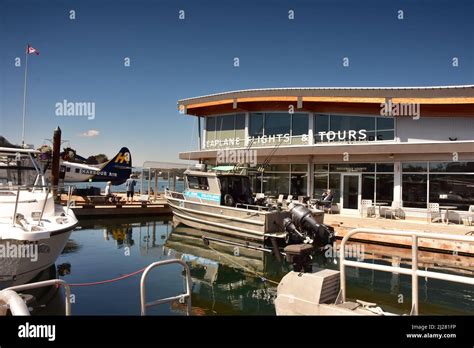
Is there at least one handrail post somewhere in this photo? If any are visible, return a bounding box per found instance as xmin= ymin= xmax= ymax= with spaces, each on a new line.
xmin=340 ymin=236 xmax=347 ymax=303
xmin=37 ymin=187 xmax=50 ymax=226
xmin=12 ymin=186 xmax=20 ymax=226
xmin=411 ymin=235 xmax=419 ymax=315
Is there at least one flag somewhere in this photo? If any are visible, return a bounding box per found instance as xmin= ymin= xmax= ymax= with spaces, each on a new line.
xmin=27 ymin=44 xmax=39 ymax=55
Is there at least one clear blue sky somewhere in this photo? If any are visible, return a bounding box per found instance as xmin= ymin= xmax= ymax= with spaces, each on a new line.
xmin=1 ymin=0 xmax=473 ymax=165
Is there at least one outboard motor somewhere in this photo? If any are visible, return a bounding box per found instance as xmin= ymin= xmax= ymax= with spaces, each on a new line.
xmin=284 ymin=204 xmax=335 ymax=247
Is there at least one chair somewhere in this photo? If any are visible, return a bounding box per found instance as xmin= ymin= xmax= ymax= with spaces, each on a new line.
xmin=382 ymin=201 xmax=403 ymax=219
xmin=277 ymin=194 xmax=284 ymax=204
xmin=427 ymin=203 xmax=441 ymax=223
xmin=458 ymin=205 xmax=474 ymax=226
xmin=285 ymin=195 xmax=293 ymax=205
xmin=360 ymin=199 xmax=375 ymax=217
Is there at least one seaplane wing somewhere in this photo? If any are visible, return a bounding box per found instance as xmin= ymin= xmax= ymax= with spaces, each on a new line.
xmin=59 ymin=147 xmax=132 ymax=185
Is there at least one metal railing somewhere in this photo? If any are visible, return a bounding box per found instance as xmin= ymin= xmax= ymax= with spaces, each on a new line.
xmin=339 ymin=228 xmax=474 ymax=315
xmin=1 ymin=279 xmax=72 ymax=316
xmin=140 ymin=259 xmax=193 ymax=316
xmin=0 ymin=184 xmax=75 ymax=226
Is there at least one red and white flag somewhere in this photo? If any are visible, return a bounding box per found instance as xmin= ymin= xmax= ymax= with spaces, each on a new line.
xmin=27 ymin=44 xmax=40 ymax=55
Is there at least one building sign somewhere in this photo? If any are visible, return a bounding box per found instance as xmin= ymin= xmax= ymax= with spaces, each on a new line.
xmin=206 ymin=134 xmax=309 ymax=148
xmin=317 ymin=130 xmax=367 ymax=142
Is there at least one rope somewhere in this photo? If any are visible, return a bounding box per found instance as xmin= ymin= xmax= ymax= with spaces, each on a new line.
xmin=207 ymin=244 xmax=280 ymax=286
xmin=66 ymin=266 xmax=148 ymax=287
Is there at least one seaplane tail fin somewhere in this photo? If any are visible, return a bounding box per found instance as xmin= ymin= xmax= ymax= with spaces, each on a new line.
xmin=100 ymin=147 xmax=132 ymax=185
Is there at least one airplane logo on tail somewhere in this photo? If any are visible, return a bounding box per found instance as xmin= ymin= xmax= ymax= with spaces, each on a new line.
xmin=114 ymin=151 xmax=130 ymax=164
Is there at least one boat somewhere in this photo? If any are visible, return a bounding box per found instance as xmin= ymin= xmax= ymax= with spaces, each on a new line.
xmin=0 ymin=146 xmax=78 ymax=289
xmin=165 ymin=167 xmax=334 ymax=246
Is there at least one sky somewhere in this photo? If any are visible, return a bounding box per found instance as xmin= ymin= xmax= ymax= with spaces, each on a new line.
xmin=1 ymin=0 xmax=473 ymax=165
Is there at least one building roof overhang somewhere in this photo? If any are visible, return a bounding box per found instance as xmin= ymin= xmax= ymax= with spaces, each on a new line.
xmin=178 ymin=85 xmax=474 ymax=117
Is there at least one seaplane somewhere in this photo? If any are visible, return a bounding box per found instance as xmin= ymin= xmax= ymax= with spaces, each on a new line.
xmin=46 ymin=147 xmax=133 ymax=185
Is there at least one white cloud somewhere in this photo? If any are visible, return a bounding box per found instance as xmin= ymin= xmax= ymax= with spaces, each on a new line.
xmin=78 ymin=129 xmax=100 ymax=137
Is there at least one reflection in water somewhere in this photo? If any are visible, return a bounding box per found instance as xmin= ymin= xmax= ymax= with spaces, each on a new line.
xmin=16 ymin=217 xmax=473 ymax=316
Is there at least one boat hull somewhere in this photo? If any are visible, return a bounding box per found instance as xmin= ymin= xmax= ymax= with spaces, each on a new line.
xmin=0 ymin=228 xmax=73 ymax=289
xmin=166 ymin=196 xmax=291 ymax=242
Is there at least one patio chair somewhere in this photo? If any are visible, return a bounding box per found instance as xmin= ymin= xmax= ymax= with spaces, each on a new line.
xmin=427 ymin=202 xmax=441 ymax=223
xmin=360 ymin=199 xmax=376 ymax=218
xmin=382 ymin=201 xmax=403 ymax=219
xmin=458 ymin=205 xmax=474 ymax=226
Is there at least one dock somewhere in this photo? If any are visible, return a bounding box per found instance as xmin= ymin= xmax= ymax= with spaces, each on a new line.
xmin=62 ymin=193 xmax=171 ymax=219
xmin=325 ymin=214 xmax=474 ymax=256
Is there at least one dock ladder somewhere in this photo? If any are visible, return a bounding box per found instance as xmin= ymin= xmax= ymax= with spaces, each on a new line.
xmin=140 ymin=259 xmax=193 ymax=316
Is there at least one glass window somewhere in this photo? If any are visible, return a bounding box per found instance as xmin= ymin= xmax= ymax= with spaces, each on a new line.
xmin=315 ymin=114 xmax=329 ymax=131
xmin=291 ymin=164 xmax=307 ymax=172
xmin=206 ymin=117 xmax=216 ymax=132
xmin=235 ymin=114 xmax=245 ymax=130
xmin=402 ymin=163 xmax=427 ymax=172
xmin=264 ymin=113 xmax=291 ymax=136
xmin=262 ymin=173 xmax=289 ymax=196
xmin=330 ymin=115 xmax=375 ymax=132
xmin=266 ymin=164 xmax=290 ymax=172
xmin=376 ymin=174 xmax=394 ymax=204
xmin=376 ymin=163 xmax=394 ymax=172
xmin=429 ymin=162 xmax=474 ymax=173
xmin=249 ymin=113 xmax=264 ymax=136
xmin=187 ymin=176 xmax=209 ymax=190
xmin=291 ymin=173 xmax=307 ymax=196
xmin=292 ymin=114 xmax=308 ymax=136
xmin=376 ymin=117 xmax=395 ymax=130
xmin=429 ymin=174 xmax=474 ymax=211
xmin=362 ymin=174 xmax=375 ymax=201
xmin=215 ymin=116 xmax=235 ymax=140
xmin=376 ymin=130 xmax=394 ymax=141
xmin=314 ymin=174 xmax=328 ymax=197
xmin=328 ymin=174 xmax=341 ymax=203
xmin=402 ymin=174 xmax=427 ymax=208
xmin=315 ymin=115 xmax=394 ymax=143
xmin=314 ymin=164 xmax=329 ymax=172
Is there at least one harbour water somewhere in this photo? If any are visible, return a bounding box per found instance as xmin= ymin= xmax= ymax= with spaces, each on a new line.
xmin=28 ymin=217 xmax=474 ymax=316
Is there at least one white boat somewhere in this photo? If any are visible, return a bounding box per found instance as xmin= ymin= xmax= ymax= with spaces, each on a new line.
xmin=0 ymin=146 xmax=78 ymax=289
xmin=165 ymin=168 xmax=333 ymax=246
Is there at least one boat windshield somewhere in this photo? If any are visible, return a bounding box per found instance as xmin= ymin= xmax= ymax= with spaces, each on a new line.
xmin=0 ymin=151 xmax=43 ymax=188
xmin=218 ymin=175 xmax=253 ymax=205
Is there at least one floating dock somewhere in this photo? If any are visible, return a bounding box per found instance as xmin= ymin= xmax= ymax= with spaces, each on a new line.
xmin=62 ymin=194 xmax=171 ymax=219
xmin=326 ymin=215 xmax=474 ymax=256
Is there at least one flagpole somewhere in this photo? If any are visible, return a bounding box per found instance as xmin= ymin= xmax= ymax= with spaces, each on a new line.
xmin=21 ymin=44 xmax=29 ymax=147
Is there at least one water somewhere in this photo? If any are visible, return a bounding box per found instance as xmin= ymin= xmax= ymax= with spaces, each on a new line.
xmin=29 ymin=217 xmax=474 ymax=315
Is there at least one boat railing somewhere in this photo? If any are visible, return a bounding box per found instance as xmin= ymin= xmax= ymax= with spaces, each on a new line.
xmin=140 ymin=259 xmax=193 ymax=316
xmin=338 ymin=228 xmax=474 ymax=315
xmin=0 ymin=279 xmax=72 ymax=316
xmin=0 ymin=184 xmax=75 ymax=226
xmin=235 ymin=203 xmax=270 ymax=211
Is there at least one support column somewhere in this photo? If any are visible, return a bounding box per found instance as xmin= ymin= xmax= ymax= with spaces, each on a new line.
xmin=202 ymin=117 xmax=207 ymax=150
xmin=394 ymin=161 xmax=402 ymax=203
xmin=244 ymin=112 xmax=249 ymax=147
xmin=308 ymin=113 xmax=314 ymax=146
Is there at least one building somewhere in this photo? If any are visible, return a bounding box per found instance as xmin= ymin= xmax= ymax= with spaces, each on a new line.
xmin=177 ymin=85 xmax=474 ymax=217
